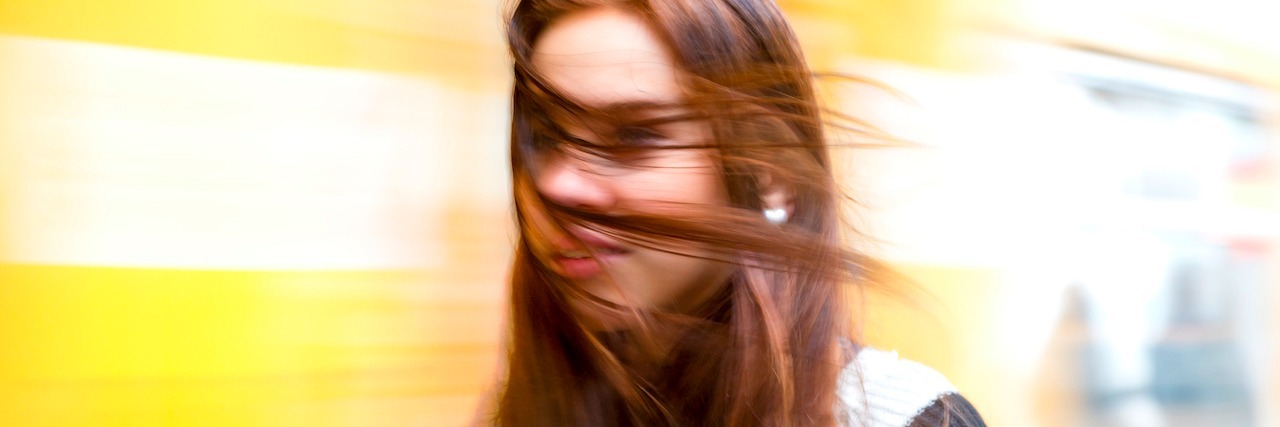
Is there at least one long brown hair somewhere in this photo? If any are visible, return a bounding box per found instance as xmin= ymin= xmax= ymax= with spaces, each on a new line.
xmin=497 ymin=0 xmax=875 ymax=425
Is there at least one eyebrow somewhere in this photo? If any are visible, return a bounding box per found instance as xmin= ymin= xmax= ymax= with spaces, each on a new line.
xmin=594 ymin=99 xmax=686 ymax=116
xmin=545 ymin=98 xmax=696 ymax=128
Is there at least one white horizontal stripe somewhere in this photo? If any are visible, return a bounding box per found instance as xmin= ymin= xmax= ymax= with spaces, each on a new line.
xmin=0 ymin=36 xmax=510 ymax=269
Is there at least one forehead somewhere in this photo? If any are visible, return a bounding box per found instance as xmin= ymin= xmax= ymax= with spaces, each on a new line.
xmin=530 ymin=7 xmax=684 ymax=110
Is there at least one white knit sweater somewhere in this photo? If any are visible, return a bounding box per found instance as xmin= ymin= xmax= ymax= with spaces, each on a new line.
xmin=837 ymin=348 xmax=960 ymax=427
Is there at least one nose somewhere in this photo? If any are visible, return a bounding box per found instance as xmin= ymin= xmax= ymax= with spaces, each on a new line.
xmin=535 ymin=155 xmax=617 ymax=210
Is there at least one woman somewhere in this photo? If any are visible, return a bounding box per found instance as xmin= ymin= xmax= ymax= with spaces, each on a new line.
xmin=489 ymin=0 xmax=985 ymax=425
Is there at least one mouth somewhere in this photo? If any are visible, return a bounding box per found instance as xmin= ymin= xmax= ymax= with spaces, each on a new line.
xmin=549 ymin=232 xmax=629 ymax=280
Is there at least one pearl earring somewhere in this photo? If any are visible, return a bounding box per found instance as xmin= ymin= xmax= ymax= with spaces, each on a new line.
xmin=763 ymin=207 xmax=788 ymax=224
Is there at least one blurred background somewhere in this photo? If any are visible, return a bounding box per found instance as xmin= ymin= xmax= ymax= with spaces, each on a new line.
xmin=0 ymin=0 xmax=1275 ymax=426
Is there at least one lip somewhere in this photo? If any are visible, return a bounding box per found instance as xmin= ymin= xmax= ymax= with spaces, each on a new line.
xmin=549 ymin=229 xmax=629 ymax=280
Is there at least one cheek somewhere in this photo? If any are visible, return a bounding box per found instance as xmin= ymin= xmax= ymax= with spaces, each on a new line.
xmin=682 ymin=164 xmax=727 ymax=205
xmin=618 ymin=153 xmax=726 ymax=209
xmin=630 ymin=243 xmax=733 ymax=308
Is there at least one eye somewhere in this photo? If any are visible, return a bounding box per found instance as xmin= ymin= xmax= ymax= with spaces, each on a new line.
xmin=613 ymin=126 xmax=666 ymax=147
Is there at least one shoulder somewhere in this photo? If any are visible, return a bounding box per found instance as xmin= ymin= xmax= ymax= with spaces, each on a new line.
xmin=837 ymin=347 xmax=985 ymax=427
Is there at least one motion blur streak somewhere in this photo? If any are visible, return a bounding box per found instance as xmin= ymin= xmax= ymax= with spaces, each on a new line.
xmin=1 ymin=0 xmax=509 ymax=426
xmin=2 ymin=0 xmax=1279 ymax=426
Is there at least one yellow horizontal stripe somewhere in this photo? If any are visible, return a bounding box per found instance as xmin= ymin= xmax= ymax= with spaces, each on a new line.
xmin=0 ymin=264 xmax=502 ymax=377
xmin=0 ymin=0 xmax=506 ymax=84
xmin=0 ymin=0 xmax=337 ymax=65
xmin=0 ymin=263 xmax=502 ymax=426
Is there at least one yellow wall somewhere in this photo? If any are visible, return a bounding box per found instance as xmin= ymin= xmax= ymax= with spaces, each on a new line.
xmin=0 ymin=266 xmax=499 ymax=426
xmin=2 ymin=1 xmax=1276 ymax=426
xmin=1 ymin=1 xmax=511 ymax=425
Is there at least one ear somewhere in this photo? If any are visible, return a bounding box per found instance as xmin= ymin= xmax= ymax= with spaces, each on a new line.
xmin=757 ymin=173 xmax=794 ymax=218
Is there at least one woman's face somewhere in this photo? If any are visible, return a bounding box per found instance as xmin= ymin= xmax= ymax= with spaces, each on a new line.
xmin=527 ymin=7 xmax=732 ymax=311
